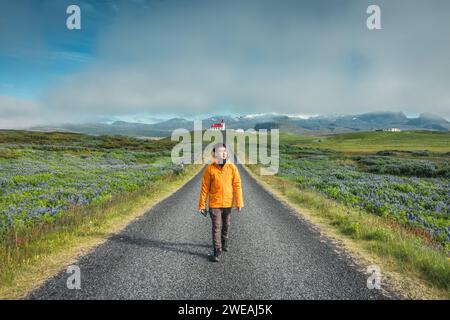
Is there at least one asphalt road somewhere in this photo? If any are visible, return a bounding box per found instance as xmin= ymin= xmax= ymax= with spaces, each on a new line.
xmin=28 ymin=164 xmax=391 ymax=299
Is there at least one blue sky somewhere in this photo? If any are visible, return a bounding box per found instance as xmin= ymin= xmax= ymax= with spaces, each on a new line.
xmin=1 ymin=0 xmax=449 ymax=128
xmin=0 ymin=0 xmax=111 ymax=97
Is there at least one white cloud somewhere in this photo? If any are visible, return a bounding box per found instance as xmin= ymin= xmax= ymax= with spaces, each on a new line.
xmin=0 ymin=95 xmax=45 ymax=129
xmin=40 ymin=0 xmax=450 ymax=121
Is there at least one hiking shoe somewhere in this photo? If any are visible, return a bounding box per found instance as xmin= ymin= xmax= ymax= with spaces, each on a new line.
xmin=210 ymin=248 xmax=222 ymax=262
xmin=222 ymin=239 xmax=229 ymax=252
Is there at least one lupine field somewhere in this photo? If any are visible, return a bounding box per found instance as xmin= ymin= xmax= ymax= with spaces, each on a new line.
xmin=278 ymin=141 xmax=450 ymax=249
xmin=0 ymin=131 xmax=181 ymax=234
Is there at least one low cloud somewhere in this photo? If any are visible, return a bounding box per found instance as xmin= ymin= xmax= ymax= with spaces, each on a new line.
xmin=2 ymin=0 xmax=450 ymax=127
xmin=0 ymin=95 xmax=45 ymax=129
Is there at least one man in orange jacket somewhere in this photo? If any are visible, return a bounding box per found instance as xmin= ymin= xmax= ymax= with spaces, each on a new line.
xmin=198 ymin=142 xmax=244 ymax=262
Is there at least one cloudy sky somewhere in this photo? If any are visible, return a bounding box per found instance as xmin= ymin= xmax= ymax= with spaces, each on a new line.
xmin=1 ymin=0 xmax=449 ymax=128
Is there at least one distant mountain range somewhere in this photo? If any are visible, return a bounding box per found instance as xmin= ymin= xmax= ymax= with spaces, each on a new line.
xmin=30 ymin=111 xmax=450 ymax=137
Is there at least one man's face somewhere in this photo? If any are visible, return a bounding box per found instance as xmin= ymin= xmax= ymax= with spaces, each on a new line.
xmin=215 ymin=146 xmax=227 ymax=162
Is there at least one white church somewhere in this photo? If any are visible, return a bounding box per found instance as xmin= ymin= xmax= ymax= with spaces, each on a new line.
xmin=210 ymin=119 xmax=226 ymax=131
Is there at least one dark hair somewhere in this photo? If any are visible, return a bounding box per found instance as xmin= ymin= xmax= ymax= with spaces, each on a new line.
xmin=212 ymin=142 xmax=227 ymax=153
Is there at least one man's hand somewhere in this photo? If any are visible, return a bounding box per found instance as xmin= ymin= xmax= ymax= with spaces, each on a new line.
xmin=237 ymin=207 xmax=242 ymax=213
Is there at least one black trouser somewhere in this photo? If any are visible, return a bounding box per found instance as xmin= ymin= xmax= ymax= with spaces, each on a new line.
xmin=209 ymin=208 xmax=232 ymax=250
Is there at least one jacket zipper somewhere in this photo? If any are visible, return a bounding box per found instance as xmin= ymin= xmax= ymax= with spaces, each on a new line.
xmin=221 ymin=164 xmax=224 ymax=208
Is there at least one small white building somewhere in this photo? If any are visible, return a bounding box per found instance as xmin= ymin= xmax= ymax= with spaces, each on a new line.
xmin=383 ymin=128 xmax=402 ymax=132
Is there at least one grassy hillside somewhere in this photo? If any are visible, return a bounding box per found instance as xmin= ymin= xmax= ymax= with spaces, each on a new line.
xmin=0 ymin=130 xmax=177 ymax=151
xmin=279 ymin=130 xmax=450 ymax=153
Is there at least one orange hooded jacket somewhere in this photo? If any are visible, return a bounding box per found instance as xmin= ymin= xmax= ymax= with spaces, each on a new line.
xmin=198 ymin=159 xmax=244 ymax=210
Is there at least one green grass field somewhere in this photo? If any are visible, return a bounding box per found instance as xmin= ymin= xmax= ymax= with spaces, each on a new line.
xmin=279 ymin=130 xmax=450 ymax=153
